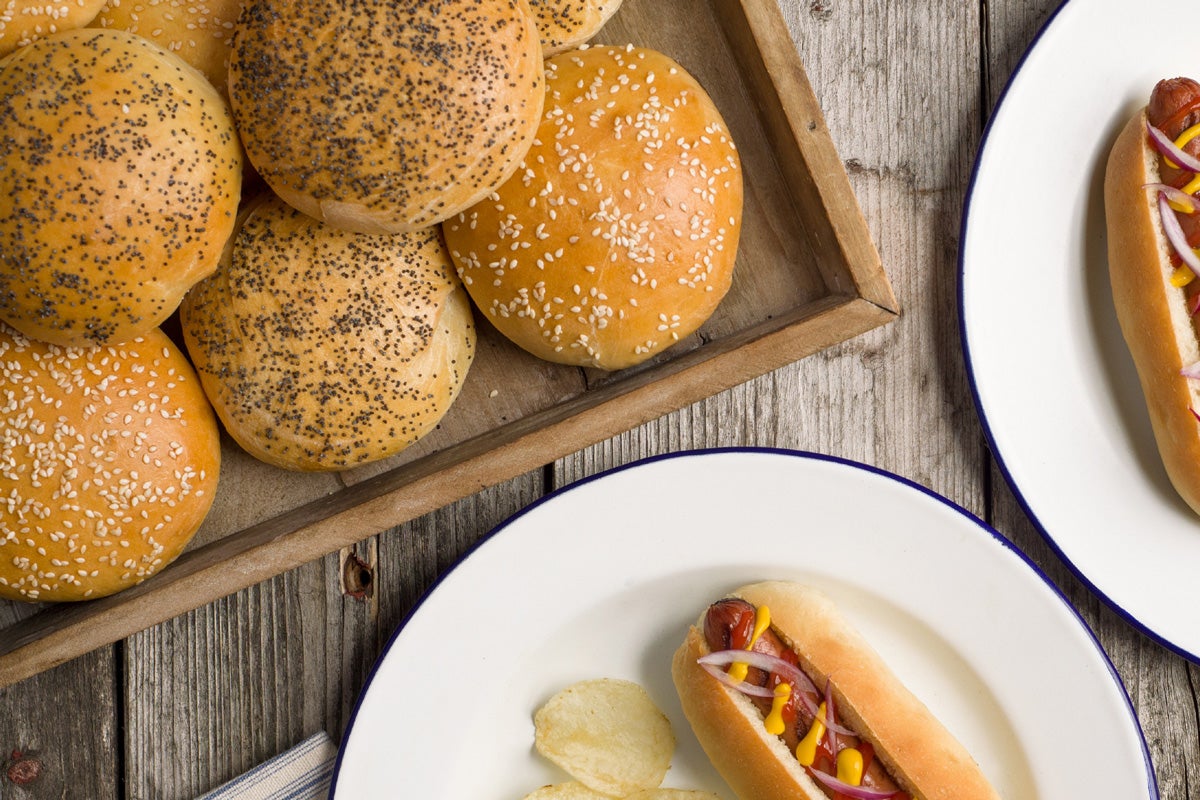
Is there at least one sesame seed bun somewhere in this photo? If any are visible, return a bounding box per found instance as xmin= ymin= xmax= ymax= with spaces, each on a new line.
xmin=90 ymin=0 xmax=246 ymax=100
xmin=180 ymin=194 xmax=476 ymax=472
xmin=227 ymin=0 xmax=545 ymax=235
xmin=0 ymin=28 xmax=243 ymax=348
xmin=528 ymin=0 xmax=622 ymax=55
xmin=0 ymin=323 xmax=220 ymax=603
xmin=442 ymin=45 xmax=742 ymax=371
xmin=0 ymin=0 xmax=108 ymax=56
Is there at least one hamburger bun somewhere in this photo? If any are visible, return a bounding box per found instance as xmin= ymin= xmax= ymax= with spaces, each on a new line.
xmin=0 ymin=28 xmax=243 ymax=347
xmin=227 ymin=0 xmax=544 ymax=235
xmin=528 ymin=0 xmax=622 ymax=55
xmin=90 ymin=0 xmax=246 ymax=100
xmin=0 ymin=0 xmax=107 ymax=56
xmin=442 ymin=45 xmax=743 ymax=371
xmin=0 ymin=323 xmax=220 ymax=602
xmin=180 ymin=194 xmax=476 ymax=472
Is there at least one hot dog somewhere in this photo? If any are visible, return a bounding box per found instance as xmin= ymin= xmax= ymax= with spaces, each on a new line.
xmin=670 ymin=582 xmax=1001 ymax=800
xmin=1105 ymin=77 xmax=1200 ymax=515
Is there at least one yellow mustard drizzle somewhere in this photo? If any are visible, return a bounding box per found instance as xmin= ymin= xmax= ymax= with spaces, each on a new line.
xmin=727 ymin=604 xmax=771 ymax=683
xmin=764 ymin=683 xmax=791 ymax=735
xmin=795 ymin=701 xmax=827 ymax=766
xmin=836 ymin=747 xmax=865 ymax=786
xmin=1168 ymin=123 xmax=1200 ymax=169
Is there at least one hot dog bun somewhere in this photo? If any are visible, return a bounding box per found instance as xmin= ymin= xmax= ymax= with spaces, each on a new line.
xmin=671 ymin=582 xmax=1000 ymax=800
xmin=1104 ymin=107 xmax=1200 ymax=515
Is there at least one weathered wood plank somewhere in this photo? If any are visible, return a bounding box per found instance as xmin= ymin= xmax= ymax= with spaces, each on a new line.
xmin=0 ymin=648 xmax=118 ymax=800
xmin=120 ymin=474 xmax=542 ymax=798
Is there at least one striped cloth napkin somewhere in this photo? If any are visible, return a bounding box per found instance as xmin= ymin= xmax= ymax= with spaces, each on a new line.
xmin=196 ymin=731 xmax=338 ymax=800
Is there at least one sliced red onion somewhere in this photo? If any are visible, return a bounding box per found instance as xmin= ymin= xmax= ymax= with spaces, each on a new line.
xmin=697 ymin=650 xmax=857 ymax=735
xmin=1191 ymin=293 xmax=1200 ymax=316
xmin=1182 ymin=362 xmax=1200 ymax=379
xmin=698 ymin=661 xmax=778 ymax=698
xmin=698 ymin=649 xmax=819 ymax=696
xmin=806 ymin=767 xmax=900 ymax=800
xmin=1157 ymin=193 xmax=1200 ymax=278
xmin=1191 ymin=407 xmax=1200 ymax=423
xmin=1144 ymin=182 xmax=1200 ymax=213
xmin=824 ymin=679 xmax=838 ymax=755
xmin=1147 ymin=121 xmax=1200 ymax=173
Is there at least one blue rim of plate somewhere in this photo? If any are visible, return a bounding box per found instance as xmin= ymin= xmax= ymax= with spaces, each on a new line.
xmin=328 ymin=446 xmax=1157 ymax=800
xmin=957 ymin=0 xmax=1200 ymax=665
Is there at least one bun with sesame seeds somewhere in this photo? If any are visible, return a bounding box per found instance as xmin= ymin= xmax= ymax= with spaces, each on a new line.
xmin=0 ymin=28 xmax=243 ymax=349
xmin=527 ymin=0 xmax=622 ymax=56
xmin=0 ymin=0 xmax=108 ymax=57
xmin=180 ymin=194 xmax=476 ymax=472
xmin=0 ymin=323 xmax=220 ymax=603
xmin=442 ymin=45 xmax=742 ymax=371
xmin=226 ymin=0 xmax=545 ymax=235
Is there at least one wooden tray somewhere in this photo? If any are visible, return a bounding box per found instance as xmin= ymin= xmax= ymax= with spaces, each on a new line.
xmin=0 ymin=0 xmax=897 ymax=688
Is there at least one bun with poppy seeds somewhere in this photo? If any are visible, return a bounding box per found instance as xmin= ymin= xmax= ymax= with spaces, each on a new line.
xmin=0 ymin=28 xmax=242 ymax=347
xmin=227 ymin=0 xmax=544 ymax=235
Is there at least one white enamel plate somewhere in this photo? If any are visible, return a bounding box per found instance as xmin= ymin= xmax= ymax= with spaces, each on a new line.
xmin=961 ymin=0 xmax=1200 ymax=658
xmin=331 ymin=450 xmax=1154 ymax=799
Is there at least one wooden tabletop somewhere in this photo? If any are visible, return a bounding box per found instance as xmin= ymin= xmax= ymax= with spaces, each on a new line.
xmin=2 ymin=0 xmax=1198 ymax=797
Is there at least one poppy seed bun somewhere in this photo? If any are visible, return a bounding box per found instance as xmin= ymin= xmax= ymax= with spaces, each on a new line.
xmin=528 ymin=0 xmax=621 ymax=55
xmin=0 ymin=28 xmax=243 ymax=347
xmin=180 ymin=194 xmax=476 ymax=472
xmin=0 ymin=323 xmax=220 ymax=602
xmin=227 ymin=0 xmax=545 ymax=235
xmin=0 ymin=0 xmax=107 ymax=56
xmin=443 ymin=45 xmax=743 ymax=371
xmin=90 ymin=0 xmax=246 ymax=99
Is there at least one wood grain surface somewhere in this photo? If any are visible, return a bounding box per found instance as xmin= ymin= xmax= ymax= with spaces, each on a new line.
xmin=1 ymin=1 xmax=1197 ymax=798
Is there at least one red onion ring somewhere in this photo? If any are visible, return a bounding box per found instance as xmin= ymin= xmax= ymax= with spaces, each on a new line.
xmin=824 ymin=678 xmax=838 ymax=755
xmin=1147 ymin=121 xmax=1200 ymax=173
xmin=1182 ymin=362 xmax=1200 ymax=379
xmin=1157 ymin=193 xmax=1200 ymax=278
xmin=1144 ymin=182 xmax=1200 ymax=213
xmin=698 ymin=649 xmax=819 ymax=696
xmin=697 ymin=650 xmax=857 ymax=735
xmin=806 ymin=767 xmax=901 ymax=799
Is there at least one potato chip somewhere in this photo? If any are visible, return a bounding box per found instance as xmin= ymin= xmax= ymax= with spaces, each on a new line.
xmin=533 ymin=678 xmax=676 ymax=796
xmin=624 ymin=791 xmax=724 ymax=800
xmin=520 ymin=781 xmax=616 ymax=800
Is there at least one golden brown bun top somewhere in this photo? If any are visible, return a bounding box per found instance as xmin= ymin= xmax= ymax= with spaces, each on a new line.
xmin=0 ymin=0 xmax=107 ymax=56
xmin=90 ymin=0 xmax=246 ymax=100
xmin=1104 ymin=108 xmax=1200 ymax=516
xmin=731 ymin=582 xmax=1001 ymax=800
xmin=227 ymin=0 xmax=544 ymax=234
xmin=180 ymin=194 xmax=476 ymax=472
xmin=672 ymin=626 xmax=830 ymax=800
xmin=528 ymin=0 xmax=622 ymax=54
xmin=443 ymin=45 xmax=743 ymax=370
xmin=0 ymin=323 xmax=220 ymax=602
xmin=0 ymin=28 xmax=243 ymax=347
